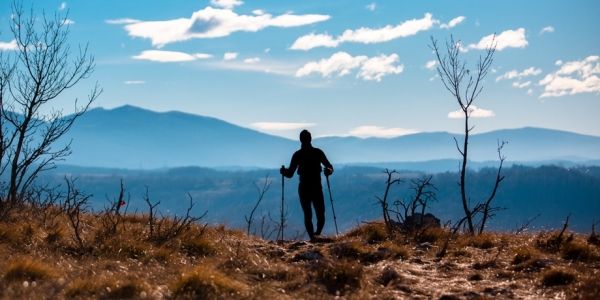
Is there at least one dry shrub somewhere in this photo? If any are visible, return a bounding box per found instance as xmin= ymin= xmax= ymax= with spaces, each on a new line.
xmin=361 ymin=242 xmax=410 ymax=264
xmin=380 ymin=241 xmax=410 ymax=260
xmin=181 ymin=236 xmax=218 ymax=257
xmin=98 ymin=237 xmax=149 ymax=260
xmin=4 ymin=259 xmax=54 ymax=282
xmin=541 ymin=269 xmax=576 ymax=286
xmin=66 ymin=275 xmax=147 ymax=299
xmin=536 ymin=231 xmax=573 ymax=253
xmin=0 ymin=223 xmax=21 ymax=244
xmin=172 ymin=265 xmax=247 ymax=298
xmin=346 ymin=222 xmax=389 ymax=243
xmin=561 ymin=242 xmax=595 ymax=262
xmin=311 ymin=259 xmax=363 ymax=296
xmin=65 ymin=278 xmax=101 ymax=298
xmin=44 ymin=227 xmax=65 ymax=244
xmin=331 ymin=241 xmax=370 ymax=259
xmin=147 ymin=246 xmax=175 ymax=263
xmin=512 ymin=246 xmax=537 ymax=265
xmin=414 ymin=227 xmax=447 ymax=244
xmin=462 ymin=233 xmax=496 ymax=249
xmin=511 ymin=257 xmax=551 ymax=273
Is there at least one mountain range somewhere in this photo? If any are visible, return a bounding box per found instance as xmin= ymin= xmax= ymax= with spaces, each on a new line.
xmin=57 ymin=105 xmax=600 ymax=170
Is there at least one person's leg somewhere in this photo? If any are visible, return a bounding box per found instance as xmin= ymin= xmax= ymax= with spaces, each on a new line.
xmin=313 ymin=185 xmax=326 ymax=236
xmin=298 ymin=183 xmax=314 ymax=238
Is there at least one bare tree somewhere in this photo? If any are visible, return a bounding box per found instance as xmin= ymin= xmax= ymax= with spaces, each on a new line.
xmin=375 ymin=169 xmax=403 ymax=229
xmin=393 ymin=175 xmax=437 ymax=231
xmin=0 ymin=1 xmax=101 ymax=212
xmin=245 ymin=172 xmax=272 ymax=236
xmin=430 ymin=35 xmax=505 ymax=235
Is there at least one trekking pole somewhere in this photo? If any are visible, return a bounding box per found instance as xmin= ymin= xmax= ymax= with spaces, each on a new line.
xmin=280 ymin=168 xmax=285 ymax=242
xmin=326 ymin=174 xmax=339 ymax=236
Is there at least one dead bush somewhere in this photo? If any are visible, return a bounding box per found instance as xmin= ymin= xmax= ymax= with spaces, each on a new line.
xmin=541 ymin=269 xmax=576 ymax=286
xmin=561 ymin=242 xmax=595 ymax=262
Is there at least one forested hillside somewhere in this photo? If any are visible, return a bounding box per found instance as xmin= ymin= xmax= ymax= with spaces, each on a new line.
xmin=43 ymin=164 xmax=600 ymax=237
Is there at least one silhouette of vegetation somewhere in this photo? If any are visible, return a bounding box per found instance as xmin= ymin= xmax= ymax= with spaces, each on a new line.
xmin=245 ymin=172 xmax=272 ymax=236
xmin=375 ymin=168 xmax=403 ymax=229
xmin=430 ymin=35 xmax=506 ymax=235
xmin=0 ymin=1 xmax=101 ymax=217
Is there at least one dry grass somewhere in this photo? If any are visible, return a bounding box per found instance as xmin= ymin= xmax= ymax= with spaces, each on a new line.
xmin=4 ymin=259 xmax=54 ymax=282
xmin=1 ymin=205 xmax=599 ymax=299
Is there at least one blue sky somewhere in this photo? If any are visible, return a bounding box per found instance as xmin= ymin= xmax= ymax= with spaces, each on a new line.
xmin=1 ymin=0 xmax=599 ymax=139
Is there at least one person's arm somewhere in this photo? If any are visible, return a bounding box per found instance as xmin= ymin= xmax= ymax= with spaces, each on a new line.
xmin=280 ymin=152 xmax=299 ymax=178
xmin=320 ymin=149 xmax=334 ymax=176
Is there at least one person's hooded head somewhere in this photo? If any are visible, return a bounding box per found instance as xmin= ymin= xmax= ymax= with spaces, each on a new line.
xmin=299 ymin=129 xmax=312 ymax=145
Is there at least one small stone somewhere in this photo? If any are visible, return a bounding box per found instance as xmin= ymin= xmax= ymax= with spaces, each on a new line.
xmin=23 ymin=281 xmax=29 ymax=288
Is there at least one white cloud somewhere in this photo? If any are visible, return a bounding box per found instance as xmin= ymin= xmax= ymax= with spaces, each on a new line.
xmin=463 ymin=28 xmax=528 ymax=51
xmin=124 ymin=80 xmax=145 ymax=84
xmin=527 ymin=89 xmax=533 ymax=95
xmin=366 ymin=3 xmax=376 ymax=11
xmin=512 ymin=81 xmax=531 ymax=88
xmin=440 ymin=16 xmax=465 ymax=29
xmin=296 ymin=52 xmax=368 ymax=78
xmin=539 ymin=55 xmax=600 ymax=98
xmin=224 ymin=52 xmax=238 ymax=60
xmin=264 ymin=48 xmax=270 ymax=53
xmin=0 ymin=39 xmax=18 ymax=51
xmin=448 ymin=105 xmax=495 ymax=118
xmin=556 ymin=60 xmax=563 ymax=66
xmin=496 ymin=67 xmax=542 ymax=82
xmin=62 ymin=19 xmax=75 ymax=25
xmin=290 ymin=13 xmax=437 ymax=50
xmin=121 ymin=7 xmax=329 ymax=48
xmin=132 ymin=50 xmax=212 ymax=62
xmin=244 ymin=57 xmax=260 ymax=63
xmin=425 ymin=60 xmax=437 ymax=70
xmin=211 ymin=0 xmax=243 ymax=10
xmin=348 ymin=126 xmax=418 ymax=138
xmin=59 ymin=2 xmax=66 ymax=10
xmin=106 ymin=18 xmax=141 ymax=24
xmin=357 ymin=54 xmax=404 ymax=82
xmin=296 ymin=52 xmax=403 ymax=81
xmin=540 ymin=26 xmax=554 ymax=34
xmin=251 ymin=122 xmax=316 ymax=130
xmin=253 ymin=9 xmax=264 ymax=15
xmin=289 ymin=33 xmax=339 ymax=50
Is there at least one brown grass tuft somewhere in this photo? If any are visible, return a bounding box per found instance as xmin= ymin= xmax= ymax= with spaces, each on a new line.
xmin=0 ymin=223 xmax=22 ymax=245
xmin=462 ymin=233 xmax=497 ymax=249
xmin=172 ymin=265 xmax=247 ymax=298
xmin=345 ymin=222 xmax=389 ymax=243
xmin=541 ymin=269 xmax=576 ymax=286
xmin=561 ymin=242 xmax=595 ymax=262
xmin=311 ymin=259 xmax=363 ymax=296
xmin=414 ymin=227 xmax=447 ymax=244
xmin=4 ymin=259 xmax=54 ymax=282
xmin=181 ymin=236 xmax=218 ymax=257
xmin=511 ymin=246 xmax=537 ymax=265
xmin=330 ymin=241 xmax=369 ymax=259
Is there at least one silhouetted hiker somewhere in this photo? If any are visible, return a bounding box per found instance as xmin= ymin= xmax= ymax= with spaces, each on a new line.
xmin=280 ymin=130 xmax=333 ymax=241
